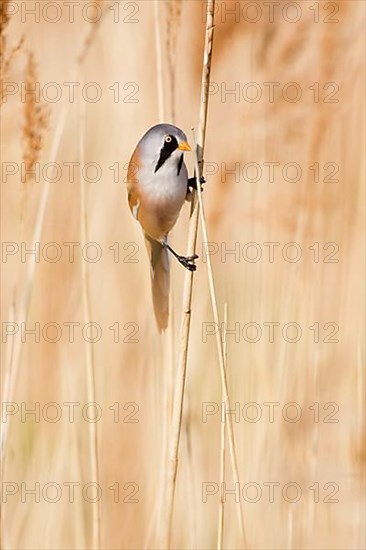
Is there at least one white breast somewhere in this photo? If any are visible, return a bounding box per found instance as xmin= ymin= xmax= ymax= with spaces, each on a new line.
xmin=139 ymin=157 xmax=188 ymax=208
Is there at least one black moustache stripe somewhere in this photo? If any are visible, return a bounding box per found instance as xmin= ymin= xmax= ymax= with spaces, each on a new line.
xmin=177 ymin=154 xmax=184 ymax=176
xmin=154 ymin=136 xmax=179 ymax=173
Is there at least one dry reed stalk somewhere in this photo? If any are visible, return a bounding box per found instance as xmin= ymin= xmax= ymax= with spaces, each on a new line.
xmin=164 ymin=0 xmax=182 ymax=123
xmin=153 ymin=4 xmax=177 ymax=546
xmin=0 ymin=105 xmax=68 ymax=445
xmin=0 ymin=0 xmax=10 ymax=39
xmin=162 ymin=2 xmax=216 ymax=547
xmin=0 ymin=0 xmax=24 ymax=105
xmin=356 ymin=343 xmax=365 ymax=548
xmin=0 ymin=295 xmax=15 ymax=472
xmin=183 ymin=394 xmax=197 ymax=547
xmin=192 ymin=133 xmax=247 ymax=548
xmin=1 ymin=0 xmax=11 ymax=75
xmin=308 ymin=349 xmax=320 ymax=536
xmin=154 ymin=0 xmax=165 ymax=121
xmin=217 ymin=303 xmax=228 ymax=549
xmin=79 ymin=75 xmax=101 ymax=550
xmin=0 ymin=106 xmax=68 ymax=550
xmin=76 ymin=6 xmax=106 ymax=546
xmin=287 ymin=506 xmax=294 ymax=549
xmin=22 ymin=52 xmax=48 ymax=183
xmin=0 ymin=292 xmax=15 ymax=548
xmin=78 ymin=0 xmax=107 ymax=65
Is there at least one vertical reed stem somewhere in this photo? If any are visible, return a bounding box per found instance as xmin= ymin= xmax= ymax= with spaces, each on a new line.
xmin=217 ymin=303 xmax=228 ymax=549
xmin=192 ymin=133 xmax=247 ymax=548
xmin=162 ymin=2 xmax=216 ymax=547
xmin=79 ymin=76 xmax=101 ymax=550
xmin=0 ymin=105 xmax=68 ymax=550
xmin=154 ymin=0 xmax=165 ymax=121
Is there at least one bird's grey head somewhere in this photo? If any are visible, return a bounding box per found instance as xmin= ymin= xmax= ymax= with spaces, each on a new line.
xmin=139 ymin=123 xmax=191 ymax=175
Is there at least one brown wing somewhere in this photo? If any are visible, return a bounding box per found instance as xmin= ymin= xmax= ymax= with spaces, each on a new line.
xmin=127 ymin=148 xmax=170 ymax=330
xmin=126 ymin=148 xmax=141 ymax=220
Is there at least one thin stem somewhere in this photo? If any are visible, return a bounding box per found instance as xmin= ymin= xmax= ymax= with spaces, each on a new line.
xmin=217 ymin=304 xmax=228 ymax=550
xmin=0 ymin=105 xmax=68 ymax=550
xmin=79 ymin=75 xmax=101 ymax=550
xmin=154 ymin=0 xmax=165 ymax=121
xmin=162 ymin=2 xmax=216 ymax=548
xmin=192 ymin=131 xmax=247 ymax=548
xmin=0 ymin=105 xmax=68 ymax=465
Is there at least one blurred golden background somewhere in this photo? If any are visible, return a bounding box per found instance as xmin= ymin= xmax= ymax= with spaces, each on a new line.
xmin=1 ymin=0 xmax=365 ymax=549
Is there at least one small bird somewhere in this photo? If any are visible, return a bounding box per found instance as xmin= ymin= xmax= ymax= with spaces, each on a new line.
xmin=126 ymin=123 xmax=200 ymax=331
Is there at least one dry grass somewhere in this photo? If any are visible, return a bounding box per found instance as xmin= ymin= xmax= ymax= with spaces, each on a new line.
xmin=1 ymin=1 xmax=365 ymax=549
xmin=217 ymin=303 xmax=228 ymax=550
xmin=162 ymin=7 xmax=217 ymax=546
xmin=78 ymin=0 xmax=107 ymax=65
xmin=0 ymin=0 xmax=24 ymax=105
xmin=22 ymin=52 xmax=48 ymax=183
xmin=78 ymin=73 xmax=101 ymax=549
xmin=0 ymin=0 xmax=11 ymax=61
xmin=164 ymin=0 xmax=182 ymax=123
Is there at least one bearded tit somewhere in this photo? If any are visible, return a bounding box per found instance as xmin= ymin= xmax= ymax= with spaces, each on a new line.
xmin=126 ymin=123 xmax=202 ymax=331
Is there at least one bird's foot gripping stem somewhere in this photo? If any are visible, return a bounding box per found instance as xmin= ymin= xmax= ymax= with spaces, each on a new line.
xmin=176 ymin=254 xmax=199 ymax=272
xmin=188 ymin=175 xmax=206 ymax=192
xmin=163 ymin=241 xmax=199 ymax=272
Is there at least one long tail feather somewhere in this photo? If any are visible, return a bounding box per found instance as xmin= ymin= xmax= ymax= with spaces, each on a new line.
xmin=144 ymin=234 xmax=170 ymax=331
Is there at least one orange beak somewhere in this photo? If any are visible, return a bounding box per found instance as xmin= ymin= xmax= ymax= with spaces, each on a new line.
xmin=178 ymin=141 xmax=192 ymax=152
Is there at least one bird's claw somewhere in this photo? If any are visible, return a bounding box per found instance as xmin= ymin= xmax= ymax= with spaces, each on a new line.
xmin=178 ymin=254 xmax=199 ymax=271
xmin=188 ymin=176 xmax=206 ymax=192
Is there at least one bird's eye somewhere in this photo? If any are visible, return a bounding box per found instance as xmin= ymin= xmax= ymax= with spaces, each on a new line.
xmin=165 ymin=135 xmax=172 ymax=143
